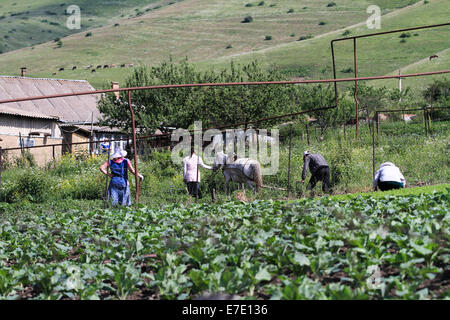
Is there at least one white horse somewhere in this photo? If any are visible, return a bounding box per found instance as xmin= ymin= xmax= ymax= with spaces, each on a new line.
xmin=213 ymin=152 xmax=263 ymax=194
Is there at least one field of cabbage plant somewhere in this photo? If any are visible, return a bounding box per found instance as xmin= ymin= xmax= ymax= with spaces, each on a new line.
xmin=0 ymin=190 xmax=448 ymax=300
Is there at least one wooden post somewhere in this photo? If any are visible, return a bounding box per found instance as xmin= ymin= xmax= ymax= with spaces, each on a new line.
xmin=211 ymin=187 xmax=216 ymax=203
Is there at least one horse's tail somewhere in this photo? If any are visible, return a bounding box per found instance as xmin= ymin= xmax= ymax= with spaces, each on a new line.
xmin=253 ymin=162 xmax=263 ymax=191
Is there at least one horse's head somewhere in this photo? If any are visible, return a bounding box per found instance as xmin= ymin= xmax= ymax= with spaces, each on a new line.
xmin=212 ymin=151 xmax=227 ymax=172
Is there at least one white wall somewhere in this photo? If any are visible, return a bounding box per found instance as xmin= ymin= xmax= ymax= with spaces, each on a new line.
xmin=0 ymin=114 xmax=61 ymax=138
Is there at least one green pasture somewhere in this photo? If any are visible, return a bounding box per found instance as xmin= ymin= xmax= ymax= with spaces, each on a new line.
xmin=1 ymin=0 xmax=442 ymax=89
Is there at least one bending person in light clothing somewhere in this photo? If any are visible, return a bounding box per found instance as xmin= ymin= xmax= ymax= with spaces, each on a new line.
xmin=100 ymin=148 xmax=143 ymax=206
xmin=183 ymin=147 xmax=213 ymax=198
xmin=373 ymin=162 xmax=406 ymax=191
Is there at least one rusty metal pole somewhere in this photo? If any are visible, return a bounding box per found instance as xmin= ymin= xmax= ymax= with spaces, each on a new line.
xmin=306 ymin=122 xmax=310 ymax=145
xmin=104 ymin=142 xmax=110 ymax=209
xmin=127 ymin=90 xmax=140 ymax=205
xmin=372 ymin=119 xmax=376 ymax=179
xmin=376 ymin=111 xmax=380 ymax=137
xmin=353 ymin=38 xmax=359 ymax=141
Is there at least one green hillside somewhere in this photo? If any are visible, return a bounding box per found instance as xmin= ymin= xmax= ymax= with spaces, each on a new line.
xmin=0 ymin=0 xmax=436 ymax=89
xmin=0 ymin=0 xmax=182 ymax=54
xmin=371 ymin=48 xmax=450 ymax=89
xmin=197 ymin=0 xmax=450 ymax=91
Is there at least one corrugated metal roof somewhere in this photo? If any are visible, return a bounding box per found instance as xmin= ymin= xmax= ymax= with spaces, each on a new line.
xmin=0 ymin=104 xmax=58 ymax=120
xmin=0 ymin=76 xmax=102 ymax=123
xmin=60 ymin=124 xmax=124 ymax=133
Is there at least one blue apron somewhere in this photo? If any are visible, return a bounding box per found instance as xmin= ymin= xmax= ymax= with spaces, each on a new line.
xmin=107 ymin=159 xmax=131 ymax=206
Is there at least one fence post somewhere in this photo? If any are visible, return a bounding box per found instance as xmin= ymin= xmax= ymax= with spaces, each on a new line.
xmin=424 ymin=109 xmax=428 ymax=136
xmin=287 ymin=124 xmax=293 ymax=199
xmin=375 ymin=111 xmax=379 ymax=137
xmin=354 ymin=38 xmax=359 ymax=141
xmin=104 ymin=141 xmax=110 ymax=209
xmin=428 ymin=107 xmax=433 ymax=135
xmin=372 ymin=119 xmax=376 ymax=179
xmin=306 ymin=122 xmax=310 ymax=146
xmin=127 ymin=90 xmax=140 ymax=205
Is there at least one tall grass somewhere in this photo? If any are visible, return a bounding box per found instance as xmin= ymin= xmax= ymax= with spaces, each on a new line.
xmin=0 ymin=121 xmax=448 ymax=206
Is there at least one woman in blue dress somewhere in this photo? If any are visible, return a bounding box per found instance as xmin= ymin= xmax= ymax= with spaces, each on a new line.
xmin=99 ymin=148 xmax=143 ymax=206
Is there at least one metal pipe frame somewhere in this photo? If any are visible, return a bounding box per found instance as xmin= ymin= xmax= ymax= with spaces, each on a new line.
xmin=330 ymin=22 xmax=450 ymax=139
xmin=0 ymin=67 xmax=449 ymax=203
xmin=0 ymin=70 xmax=449 ymax=106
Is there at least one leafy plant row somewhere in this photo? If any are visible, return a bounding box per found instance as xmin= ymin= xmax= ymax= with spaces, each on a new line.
xmin=0 ymin=190 xmax=448 ymax=299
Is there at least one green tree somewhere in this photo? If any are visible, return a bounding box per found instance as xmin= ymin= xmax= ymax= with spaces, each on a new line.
xmin=98 ymin=60 xmax=295 ymax=134
xmin=354 ymin=84 xmax=388 ymax=122
xmin=423 ymin=78 xmax=450 ymax=120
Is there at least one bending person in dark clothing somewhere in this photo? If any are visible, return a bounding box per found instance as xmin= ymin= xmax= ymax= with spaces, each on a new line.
xmin=301 ymin=151 xmax=331 ymax=193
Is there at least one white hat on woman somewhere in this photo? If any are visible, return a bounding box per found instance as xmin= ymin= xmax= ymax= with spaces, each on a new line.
xmin=111 ymin=148 xmax=127 ymax=159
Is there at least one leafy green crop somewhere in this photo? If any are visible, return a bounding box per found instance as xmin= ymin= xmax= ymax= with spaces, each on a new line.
xmin=0 ymin=190 xmax=448 ymax=300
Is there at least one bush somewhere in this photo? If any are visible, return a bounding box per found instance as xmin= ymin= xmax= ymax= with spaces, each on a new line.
xmin=287 ymin=8 xmax=294 ymax=13
xmin=2 ymin=169 xmax=51 ymax=203
xmin=258 ymin=1 xmax=265 ymax=6
xmin=226 ymin=44 xmax=233 ymax=49
xmin=13 ymin=150 xmax=36 ymax=168
xmin=327 ymin=2 xmax=336 ymax=7
xmin=85 ymin=32 xmax=93 ymax=37
xmin=264 ymin=35 xmax=272 ymax=40
xmin=342 ymin=30 xmax=351 ymax=36
xmin=245 ymin=3 xmax=254 ymax=7
xmin=298 ymin=34 xmax=313 ymax=41
xmin=341 ymin=67 xmax=354 ymax=74
xmin=318 ymin=21 xmax=327 ymax=25
xmin=242 ymin=16 xmax=253 ymax=23
xmin=399 ymin=32 xmax=411 ymax=38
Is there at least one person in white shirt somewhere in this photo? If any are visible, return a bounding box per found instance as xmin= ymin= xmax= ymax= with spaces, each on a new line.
xmin=373 ymin=162 xmax=406 ymax=191
xmin=183 ymin=148 xmax=213 ymax=198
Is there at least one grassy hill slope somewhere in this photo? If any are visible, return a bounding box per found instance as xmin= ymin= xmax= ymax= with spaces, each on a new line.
xmin=196 ymin=0 xmax=449 ymax=91
xmin=371 ymin=47 xmax=450 ymax=90
xmin=0 ymin=0 xmax=430 ymax=88
xmin=0 ymin=0 xmax=183 ymax=54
